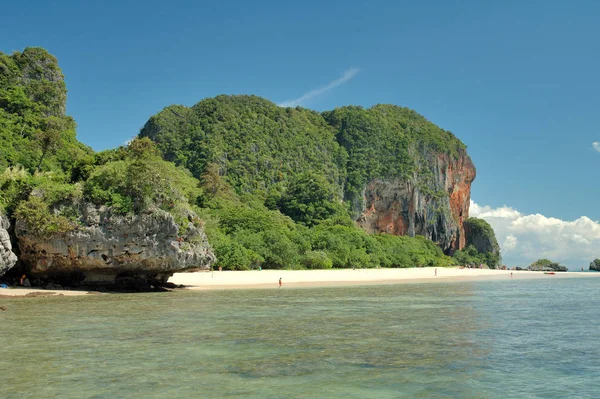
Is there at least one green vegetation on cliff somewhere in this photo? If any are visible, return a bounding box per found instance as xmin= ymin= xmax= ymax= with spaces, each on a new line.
xmin=323 ymin=105 xmax=465 ymax=207
xmin=458 ymin=217 xmax=501 ymax=268
xmin=0 ymin=48 xmax=90 ymax=174
xmin=528 ymin=258 xmax=567 ymax=271
xmin=140 ymin=96 xmax=467 ymax=206
xmin=452 ymin=245 xmax=500 ymax=268
xmin=194 ymin=168 xmax=454 ymax=270
xmin=1 ymin=47 xmax=500 ymax=272
xmin=141 ymin=96 xmax=346 ymax=193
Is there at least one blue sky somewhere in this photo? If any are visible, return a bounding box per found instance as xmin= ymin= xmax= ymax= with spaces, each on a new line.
xmin=2 ymin=0 xmax=599 ymax=266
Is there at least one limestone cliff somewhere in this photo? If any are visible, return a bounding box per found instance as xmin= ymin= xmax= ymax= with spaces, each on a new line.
xmin=0 ymin=212 xmax=17 ymax=277
xmin=356 ymin=149 xmax=475 ymax=254
xmin=142 ymin=98 xmax=477 ymax=254
xmin=15 ymin=203 xmax=215 ymax=285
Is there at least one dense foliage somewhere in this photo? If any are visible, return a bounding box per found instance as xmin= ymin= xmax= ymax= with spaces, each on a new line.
xmin=1 ymin=47 xmax=499 ymax=270
xmin=137 ymin=94 xmax=499 ymax=268
xmin=463 ymin=217 xmax=495 ymax=241
xmin=531 ymin=259 xmax=554 ymax=267
xmin=194 ymin=170 xmax=454 ymax=270
xmin=452 ymin=245 xmax=500 ymax=268
xmin=140 ymin=96 xmax=346 ymax=193
xmin=0 ymin=48 xmax=91 ymax=174
xmin=140 ymin=96 xmax=467 ymax=208
xmin=459 ymin=217 xmax=501 ymax=268
xmin=323 ymin=105 xmax=465 ymax=208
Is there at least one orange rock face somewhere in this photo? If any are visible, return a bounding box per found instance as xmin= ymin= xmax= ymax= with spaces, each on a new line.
xmin=445 ymin=152 xmax=476 ymax=251
xmin=356 ymin=150 xmax=476 ymax=254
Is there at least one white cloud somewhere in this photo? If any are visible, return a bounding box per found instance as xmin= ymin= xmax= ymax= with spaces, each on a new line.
xmin=503 ymin=235 xmax=518 ymax=252
xmin=470 ymin=200 xmax=600 ymax=269
xmin=278 ymin=67 xmax=360 ymax=107
xmin=593 ymin=142 xmax=600 ymax=152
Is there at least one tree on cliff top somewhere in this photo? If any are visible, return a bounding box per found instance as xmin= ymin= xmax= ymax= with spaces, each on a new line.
xmin=0 ymin=48 xmax=91 ymax=174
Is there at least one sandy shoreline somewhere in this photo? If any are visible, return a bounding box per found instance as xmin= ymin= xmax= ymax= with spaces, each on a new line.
xmin=169 ymin=267 xmax=600 ymax=291
xmin=1 ymin=268 xmax=597 ymax=298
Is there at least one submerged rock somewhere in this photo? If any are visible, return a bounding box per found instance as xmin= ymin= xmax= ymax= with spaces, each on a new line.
xmin=15 ymin=203 xmax=215 ymax=286
xmin=0 ymin=212 xmax=18 ymax=277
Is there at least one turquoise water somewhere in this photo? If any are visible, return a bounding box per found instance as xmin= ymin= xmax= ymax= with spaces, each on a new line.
xmin=1 ymin=278 xmax=599 ymax=398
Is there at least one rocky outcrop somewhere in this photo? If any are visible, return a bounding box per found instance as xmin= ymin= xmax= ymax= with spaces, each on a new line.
xmin=590 ymin=259 xmax=600 ymax=271
xmin=463 ymin=217 xmax=501 ymax=267
xmin=528 ymin=259 xmax=568 ymax=272
xmin=15 ymin=203 xmax=215 ymax=286
xmin=0 ymin=212 xmax=18 ymax=277
xmin=356 ymin=150 xmax=475 ymax=254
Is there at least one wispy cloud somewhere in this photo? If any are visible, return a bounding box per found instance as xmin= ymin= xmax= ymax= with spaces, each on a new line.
xmin=593 ymin=142 xmax=600 ymax=152
xmin=278 ymin=67 xmax=360 ymax=107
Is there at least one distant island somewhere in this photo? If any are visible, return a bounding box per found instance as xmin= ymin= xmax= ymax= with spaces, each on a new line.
xmin=0 ymin=47 xmax=500 ymax=290
xmin=527 ymin=259 xmax=568 ymax=272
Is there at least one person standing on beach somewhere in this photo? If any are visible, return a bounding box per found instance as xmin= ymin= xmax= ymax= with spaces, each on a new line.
xmin=278 ymin=277 xmax=282 ymax=288
xmin=434 ymin=268 xmax=437 ymax=276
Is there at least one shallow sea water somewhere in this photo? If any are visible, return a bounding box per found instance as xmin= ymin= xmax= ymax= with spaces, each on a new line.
xmin=1 ymin=278 xmax=599 ymax=398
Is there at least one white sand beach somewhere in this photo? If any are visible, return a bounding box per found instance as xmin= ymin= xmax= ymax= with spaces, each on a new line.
xmin=169 ymin=267 xmax=600 ymax=291
xmin=1 ymin=268 xmax=597 ymax=298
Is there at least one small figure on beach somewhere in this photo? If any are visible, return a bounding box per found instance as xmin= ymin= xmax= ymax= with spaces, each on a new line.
xmin=20 ymin=274 xmax=31 ymax=287
xmin=278 ymin=277 xmax=282 ymax=288
xmin=434 ymin=268 xmax=437 ymax=276
xmin=511 ymin=272 xmax=513 ymax=278
xmin=218 ymin=266 xmax=222 ymax=272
